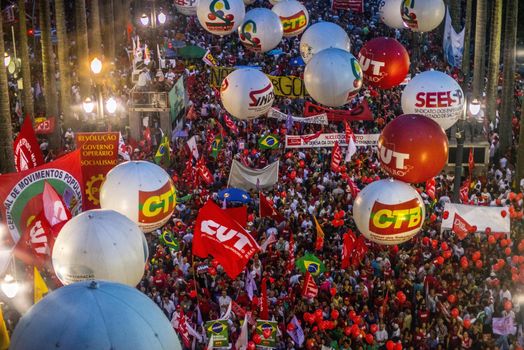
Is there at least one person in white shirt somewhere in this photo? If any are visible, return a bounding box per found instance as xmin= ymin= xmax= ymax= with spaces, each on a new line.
xmin=375 ymin=323 xmax=388 ymax=345
xmin=218 ymin=290 xmax=232 ymax=316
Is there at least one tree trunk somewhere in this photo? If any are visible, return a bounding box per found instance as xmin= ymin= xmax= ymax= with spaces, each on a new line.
xmin=55 ymin=0 xmax=72 ymax=128
xmin=472 ymin=0 xmax=487 ymax=100
xmin=0 ymin=13 xmax=15 ymax=173
xmin=448 ymin=0 xmax=462 ymax=33
xmin=485 ymin=0 xmax=502 ymax=124
xmin=76 ymin=0 xmax=91 ymax=97
xmin=18 ymin=0 xmax=34 ymax=119
xmin=39 ymin=0 xmax=60 ymax=150
xmin=502 ymin=0 xmax=519 ymax=180
xmin=461 ymin=0 xmax=473 ymax=80
xmin=89 ymin=0 xmax=103 ymax=57
xmin=102 ymin=0 xmax=116 ymax=61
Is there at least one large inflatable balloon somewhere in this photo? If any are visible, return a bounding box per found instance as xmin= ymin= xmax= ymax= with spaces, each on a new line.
xmin=271 ymin=0 xmax=309 ymax=37
xmin=220 ymin=68 xmax=274 ymax=119
xmin=378 ymin=0 xmax=405 ymax=29
xmin=358 ymin=37 xmax=410 ymax=89
xmin=197 ymin=0 xmax=245 ymax=36
xmin=10 ymin=281 xmax=181 ymax=350
xmin=239 ymin=8 xmax=283 ymax=52
xmin=100 ymin=161 xmax=177 ymax=232
xmin=52 ymin=209 xmax=148 ymax=286
xmin=401 ymin=0 xmax=445 ymax=32
xmin=304 ymin=48 xmax=363 ymax=107
xmin=401 ymin=70 xmax=464 ymax=130
xmin=175 ymin=0 xmax=199 ymax=16
xmin=300 ymin=22 xmax=351 ymax=64
xmin=378 ymin=114 xmax=449 ymax=183
xmin=353 ymin=179 xmax=425 ymax=245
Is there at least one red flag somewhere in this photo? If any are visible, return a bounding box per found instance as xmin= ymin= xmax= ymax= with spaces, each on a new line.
xmin=223 ymin=114 xmax=238 ymax=133
xmin=460 ymin=179 xmax=471 ymax=204
xmin=302 ymin=271 xmax=318 ymax=298
xmin=13 ymin=211 xmax=54 ymax=268
xmin=331 ymin=142 xmax=342 ymax=172
xmin=196 ymin=158 xmax=214 ymax=185
xmin=193 ymin=200 xmax=260 ymax=279
xmin=259 ymin=192 xmax=284 ymax=222
xmin=43 ymin=181 xmax=72 ymax=229
xmin=341 ymin=229 xmax=356 ymax=269
xmin=426 ymin=178 xmax=436 ymax=201
xmin=224 ymin=206 xmax=247 ymax=227
xmin=301 ymin=130 xmax=322 ymax=143
xmin=13 ymin=115 xmax=45 ymax=172
xmin=343 ymin=120 xmax=352 ymax=144
xmin=468 ymin=148 xmax=475 ymax=177
xmin=177 ymin=308 xmax=191 ymax=348
xmin=347 ymin=178 xmax=360 ymax=199
xmin=351 ymin=236 xmax=368 ymax=267
xmin=452 ymin=213 xmax=473 ymax=240
xmin=260 ymin=277 xmax=269 ymax=320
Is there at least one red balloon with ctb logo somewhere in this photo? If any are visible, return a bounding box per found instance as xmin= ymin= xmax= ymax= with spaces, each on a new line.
xmin=358 ymin=37 xmax=410 ymax=89
xmin=378 ymin=114 xmax=448 ymax=184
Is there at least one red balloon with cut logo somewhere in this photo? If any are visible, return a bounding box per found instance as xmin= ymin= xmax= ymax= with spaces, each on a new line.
xmin=358 ymin=37 xmax=410 ymax=89
xmin=378 ymin=114 xmax=449 ymax=183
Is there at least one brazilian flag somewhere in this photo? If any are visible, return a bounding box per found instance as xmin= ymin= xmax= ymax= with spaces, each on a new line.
xmin=296 ymin=253 xmax=325 ymax=276
xmin=160 ymin=230 xmax=180 ymax=251
xmin=258 ymin=134 xmax=280 ymax=150
xmin=211 ymin=134 xmax=223 ymax=159
xmin=154 ymin=136 xmax=171 ymax=165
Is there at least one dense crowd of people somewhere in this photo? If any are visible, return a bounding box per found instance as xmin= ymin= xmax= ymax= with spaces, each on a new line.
xmin=3 ymin=0 xmax=524 ymax=349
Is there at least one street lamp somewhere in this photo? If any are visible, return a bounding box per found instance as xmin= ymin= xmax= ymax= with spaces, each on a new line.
xmin=157 ymin=11 xmax=167 ymax=25
xmin=140 ymin=13 xmax=150 ymax=26
xmin=1 ymin=274 xmax=19 ymax=298
xmin=90 ymin=57 xmax=103 ymax=75
xmin=469 ymin=99 xmax=481 ymax=116
xmin=83 ymin=97 xmax=95 ymax=113
xmin=105 ymin=97 xmax=117 ymax=114
xmin=3 ymin=52 xmax=10 ymax=67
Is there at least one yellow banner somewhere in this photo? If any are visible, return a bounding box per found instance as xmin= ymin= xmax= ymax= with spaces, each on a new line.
xmin=209 ymin=66 xmax=308 ymax=99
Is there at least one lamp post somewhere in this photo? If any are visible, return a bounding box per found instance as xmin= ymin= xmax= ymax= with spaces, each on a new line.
xmin=83 ymin=58 xmax=119 ymax=127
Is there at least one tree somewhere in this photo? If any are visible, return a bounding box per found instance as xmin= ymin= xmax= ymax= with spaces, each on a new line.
xmin=102 ymin=0 xmax=116 ymax=60
xmin=461 ymin=0 xmax=473 ymax=79
xmin=76 ymin=0 xmax=91 ymax=97
xmin=39 ymin=0 xmax=59 ymax=149
xmin=0 ymin=11 xmax=15 ymax=173
xmin=485 ymin=0 xmax=502 ymax=124
xmin=18 ymin=0 xmax=34 ymax=118
xmin=55 ymin=0 xmax=72 ymax=128
xmin=447 ymin=0 xmax=462 ymax=33
xmin=502 ymin=0 xmax=521 ymax=184
xmin=89 ymin=0 xmax=103 ymax=57
xmin=472 ymin=0 xmax=487 ymax=100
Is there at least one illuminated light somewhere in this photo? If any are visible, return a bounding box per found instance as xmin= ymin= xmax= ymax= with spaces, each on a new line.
xmin=106 ymin=97 xmax=117 ymax=114
xmin=1 ymin=274 xmax=19 ymax=298
xmin=140 ymin=13 xmax=149 ymax=26
xmin=83 ymin=97 xmax=95 ymax=113
xmin=90 ymin=57 xmax=102 ymax=74
xmin=158 ymin=12 xmax=167 ymax=24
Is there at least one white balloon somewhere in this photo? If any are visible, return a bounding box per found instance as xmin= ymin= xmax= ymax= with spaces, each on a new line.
xmin=378 ymin=0 xmax=405 ymax=29
xmin=304 ymin=48 xmax=363 ymax=107
xmin=52 ymin=209 xmax=148 ymax=286
xmin=239 ymin=8 xmax=283 ymax=52
xmin=220 ymin=68 xmax=274 ymax=119
xmin=300 ymin=22 xmax=351 ymax=63
xmin=175 ymin=0 xmax=199 ymax=16
xmin=401 ymin=70 xmax=464 ymax=130
xmin=197 ymin=0 xmax=245 ymax=35
xmin=100 ymin=161 xmax=177 ymax=232
xmin=10 ymin=281 xmax=181 ymax=350
xmin=271 ymin=0 xmax=309 ymax=37
xmin=401 ymin=0 xmax=445 ymax=32
xmin=353 ymin=179 xmax=425 ymax=245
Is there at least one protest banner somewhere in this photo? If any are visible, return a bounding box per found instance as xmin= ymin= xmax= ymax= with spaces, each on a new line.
xmin=285 ymin=133 xmax=379 ymax=148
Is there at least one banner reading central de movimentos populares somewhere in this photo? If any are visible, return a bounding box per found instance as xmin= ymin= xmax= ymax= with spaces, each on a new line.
xmin=285 ymin=133 xmax=379 ymax=148
xmin=76 ymin=132 xmax=119 ymax=209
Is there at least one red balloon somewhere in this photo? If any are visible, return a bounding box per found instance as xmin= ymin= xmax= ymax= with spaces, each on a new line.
xmin=505 ymin=247 xmax=512 ymax=256
xmin=189 ymin=290 xmax=197 ymax=298
xmin=253 ymin=334 xmax=261 ymax=344
xmin=348 ymin=310 xmax=357 ymax=321
xmin=431 ymin=239 xmax=439 ymax=249
xmin=378 ymin=114 xmax=449 ymax=183
xmin=447 ymin=294 xmax=457 ymax=304
xmin=306 ymin=339 xmax=315 ymax=349
xmin=358 ymin=37 xmax=410 ymax=89
xmin=370 ymin=324 xmax=378 ymax=334
xmin=351 ymin=324 xmax=360 ymax=338
xmin=443 ymin=250 xmax=452 ymax=259
xmin=442 ymin=211 xmax=449 ymax=219
xmin=330 ymin=309 xmax=339 ymax=320
xmin=485 ymin=227 xmax=492 ymax=234
xmin=365 ymin=333 xmax=374 ymax=345
xmin=460 ymin=257 xmax=469 ymax=269
xmin=488 ymin=235 xmax=496 ymax=245
xmin=451 ymin=308 xmax=459 ymax=318
xmin=500 ymin=239 xmax=509 ymax=248
xmin=504 ymin=300 xmax=513 ymax=311
xmin=209 ymin=267 xmax=217 ymax=276
xmin=463 ymin=319 xmax=472 ymax=329
xmin=248 ymin=341 xmax=256 ymax=350
xmin=330 ymin=287 xmax=337 ymax=296
xmin=262 ymin=328 xmax=271 ymax=339
xmin=501 ymin=210 xmax=507 ymax=218
xmin=299 ymin=160 xmax=305 ymax=168
xmin=435 ymin=256 xmax=445 ymax=265
xmin=352 ymin=316 xmax=362 ymax=325
xmin=472 ymin=251 xmax=481 ymax=262
xmin=394 ymin=343 xmax=403 ymax=350
xmin=475 ymin=260 xmax=483 ymax=269
xmin=344 ymin=326 xmax=352 ymax=336
xmin=386 ymin=340 xmax=396 ymax=350
xmin=287 ymin=323 xmax=295 ymax=332
xmin=441 ymin=242 xmax=449 ymax=251
xmin=315 ymin=309 xmax=323 ymax=320
xmin=396 ymin=291 xmax=407 ymax=304
xmin=422 ymin=237 xmax=430 ymax=245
